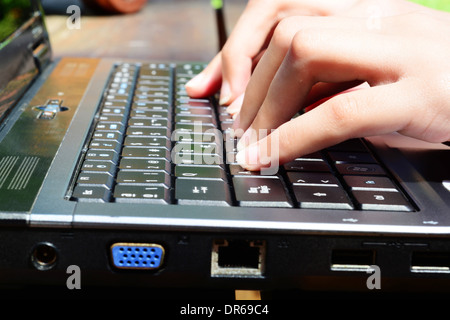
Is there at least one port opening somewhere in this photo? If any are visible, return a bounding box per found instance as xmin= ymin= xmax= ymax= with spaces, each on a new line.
xmin=331 ymin=249 xmax=375 ymax=272
xmin=31 ymin=242 xmax=58 ymax=271
xmin=411 ymin=252 xmax=450 ymax=273
xmin=110 ymin=243 xmax=165 ymax=270
xmin=211 ymin=239 xmax=266 ymax=278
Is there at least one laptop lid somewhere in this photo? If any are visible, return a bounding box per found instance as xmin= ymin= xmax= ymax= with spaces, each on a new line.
xmin=0 ymin=0 xmax=51 ymax=126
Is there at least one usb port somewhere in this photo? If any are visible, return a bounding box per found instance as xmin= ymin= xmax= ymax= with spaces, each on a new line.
xmin=331 ymin=249 xmax=375 ymax=272
xmin=411 ymin=252 xmax=450 ymax=273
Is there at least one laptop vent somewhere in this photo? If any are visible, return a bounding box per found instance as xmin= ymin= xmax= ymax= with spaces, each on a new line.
xmin=0 ymin=156 xmax=40 ymax=190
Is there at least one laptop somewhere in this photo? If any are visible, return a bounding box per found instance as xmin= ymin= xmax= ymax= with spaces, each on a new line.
xmin=1 ymin=0 xmax=450 ymax=296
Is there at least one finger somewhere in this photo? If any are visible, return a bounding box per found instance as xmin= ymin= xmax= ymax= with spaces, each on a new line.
xmin=218 ymin=1 xmax=280 ymax=105
xmin=237 ymin=83 xmax=413 ymax=170
xmin=226 ymin=92 xmax=245 ymax=116
xmin=303 ymin=81 xmax=367 ymax=111
xmin=234 ymin=16 xmax=369 ymax=135
xmin=185 ymin=53 xmax=222 ymax=98
xmin=240 ymin=25 xmax=404 ymax=150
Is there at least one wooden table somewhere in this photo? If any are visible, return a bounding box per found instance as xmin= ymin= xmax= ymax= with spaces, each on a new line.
xmin=46 ymin=0 xmax=245 ymax=62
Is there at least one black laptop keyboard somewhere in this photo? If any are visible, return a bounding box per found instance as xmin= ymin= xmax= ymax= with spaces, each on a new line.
xmin=70 ymin=62 xmax=414 ymax=212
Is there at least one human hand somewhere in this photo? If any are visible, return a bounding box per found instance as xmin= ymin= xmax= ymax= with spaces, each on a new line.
xmin=185 ymin=0 xmax=364 ymax=108
xmin=186 ymin=0 xmax=450 ymax=171
xmin=234 ymin=7 xmax=450 ymax=170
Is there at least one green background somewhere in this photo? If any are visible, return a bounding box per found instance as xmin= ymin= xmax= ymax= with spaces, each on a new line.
xmin=409 ymin=0 xmax=450 ymax=11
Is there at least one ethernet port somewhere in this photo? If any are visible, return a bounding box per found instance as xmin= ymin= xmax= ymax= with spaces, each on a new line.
xmin=211 ymin=239 xmax=266 ymax=278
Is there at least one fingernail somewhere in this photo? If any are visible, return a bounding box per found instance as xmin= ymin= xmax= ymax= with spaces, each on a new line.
xmin=236 ymin=132 xmax=246 ymax=152
xmin=226 ymin=93 xmax=244 ymax=115
xmin=236 ymin=143 xmax=259 ymax=169
xmin=232 ymin=112 xmax=240 ymax=127
xmin=236 ymin=128 xmax=253 ymax=151
xmin=229 ymin=114 xmax=245 ymax=139
xmin=219 ymin=81 xmax=231 ymax=105
xmin=185 ymin=72 xmax=205 ymax=89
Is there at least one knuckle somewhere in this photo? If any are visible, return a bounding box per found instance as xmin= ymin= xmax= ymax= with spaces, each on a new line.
xmin=291 ymin=29 xmax=319 ymax=58
xmin=328 ymin=94 xmax=360 ymax=133
xmin=288 ymin=29 xmax=320 ymax=73
xmin=271 ymin=17 xmax=298 ymax=51
xmin=220 ymin=44 xmax=232 ymax=61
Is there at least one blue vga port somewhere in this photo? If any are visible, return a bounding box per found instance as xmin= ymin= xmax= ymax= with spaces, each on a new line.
xmin=110 ymin=243 xmax=164 ymax=270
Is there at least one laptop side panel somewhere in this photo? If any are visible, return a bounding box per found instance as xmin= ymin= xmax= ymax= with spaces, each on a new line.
xmin=30 ymin=57 xmax=111 ymax=227
xmin=0 ymin=57 xmax=100 ymax=225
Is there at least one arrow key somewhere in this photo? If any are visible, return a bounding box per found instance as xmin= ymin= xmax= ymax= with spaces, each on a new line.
xmin=293 ymin=186 xmax=353 ymax=210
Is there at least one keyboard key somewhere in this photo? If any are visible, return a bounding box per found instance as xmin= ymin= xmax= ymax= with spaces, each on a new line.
xmin=119 ymin=158 xmax=170 ymax=172
xmin=98 ymin=114 xmax=127 ymax=125
xmin=121 ymin=147 xmax=170 ymax=159
xmin=130 ymin=109 xmax=169 ymax=119
xmin=226 ymin=152 xmax=237 ymax=164
xmin=292 ymin=186 xmax=353 ymax=210
xmin=85 ymin=150 xmax=119 ymax=163
xmin=77 ymin=172 xmax=114 ymax=187
xmin=101 ymin=107 xmax=127 ymax=116
xmin=284 ymin=160 xmax=331 ymax=172
xmin=81 ymin=160 xmax=116 ymax=175
xmin=295 ymin=152 xmax=324 ymax=161
xmin=224 ymin=138 xmax=239 ymax=153
xmin=335 ymin=163 xmax=385 ymax=175
xmin=72 ymin=185 xmax=111 ymax=202
xmin=89 ymin=140 xmax=122 ymax=153
xmin=287 ymin=172 xmax=340 ymax=187
xmin=232 ymin=177 xmax=292 ymax=207
xmin=124 ymin=136 xmax=171 ymax=148
xmin=114 ymin=185 xmax=169 ymax=203
xmin=175 ymin=165 xmax=226 ymax=180
xmin=175 ymin=115 xmax=214 ymax=124
xmin=175 ymin=123 xmax=216 ymax=133
xmin=328 ymin=151 xmax=377 ymax=164
xmin=173 ymin=142 xmax=222 ymax=156
xmin=175 ymin=178 xmax=231 ymax=205
xmin=128 ymin=118 xmax=169 ymax=127
xmin=171 ymin=130 xmax=220 ymax=143
xmin=132 ymin=102 xmax=169 ymax=111
xmin=139 ymin=67 xmax=171 ymax=78
xmin=178 ymin=99 xmax=211 ymax=108
xmin=343 ymin=175 xmax=398 ymax=191
xmin=96 ymin=122 xmax=125 ymax=133
xmin=103 ymin=101 xmax=128 ymax=108
xmin=176 ymin=106 xmax=212 ymax=116
xmin=116 ymin=171 xmax=170 ymax=186
xmin=126 ymin=127 xmax=169 ymax=137
xmin=92 ymin=131 xmax=122 ymax=142
xmin=172 ymin=153 xmax=223 ymax=166
xmin=352 ymin=190 xmax=413 ymax=211
xmin=229 ymin=164 xmax=279 ymax=177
